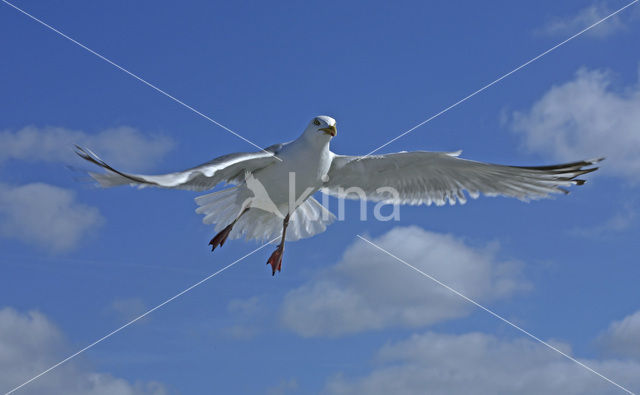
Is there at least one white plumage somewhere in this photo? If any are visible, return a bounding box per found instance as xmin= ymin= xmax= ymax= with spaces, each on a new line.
xmin=194 ymin=187 xmax=334 ymax=242
xmin=323 ymin=151 xmax=601 ymax=206
xmin=76 ymin=115 xmax=601 ymax=272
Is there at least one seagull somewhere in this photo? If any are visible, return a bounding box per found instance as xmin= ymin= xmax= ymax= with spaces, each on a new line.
xmin=76 ymin=115 xmax=602 ymax=275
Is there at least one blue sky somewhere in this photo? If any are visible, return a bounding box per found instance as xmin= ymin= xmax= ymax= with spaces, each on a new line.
xmin=1 ymin=0 xmax=639 ymax=394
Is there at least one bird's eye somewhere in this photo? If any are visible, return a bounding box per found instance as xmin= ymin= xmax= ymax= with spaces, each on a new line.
xmin=313 ymin=119 xmax=321 ymax=126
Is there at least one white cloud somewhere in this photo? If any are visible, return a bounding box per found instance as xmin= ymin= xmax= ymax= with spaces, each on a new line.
xmin=0 ymin=126 xmax=173 ymax=171
xmin=0 ymin=182 xmax=103 ymax=251
xmin=510 ymin=66 xmax=640 ymax=182
xmin=266 ymin=378 xmax=298 ymax=395
xmin=224 ymin=296 xmax=266 ymax=340
xmin=107 ymin=298 xmax=149 ymax=323
xmin=570 ymin=203 xmax=636 ymax=238
xmin=598 ymin=310 xmax=640 ymax=359
xmin=536 ymin=2 xmax=627 ymax=38
xmin=280 ymin=226 xmax=529 ymax=337
xmin=228 ymin=296 xmax=262 ymax=317
xmin=325 ymin=331 xmax=640 ymax=395
xmin=0 ymin=307 xmax=166 ymax=395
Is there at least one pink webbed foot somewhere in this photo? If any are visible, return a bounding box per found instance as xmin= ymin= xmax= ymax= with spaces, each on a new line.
xmin=266 ymin=245 xmax=284 ymax=276
xmin=209 ymin=224 xmax=233 ymax=251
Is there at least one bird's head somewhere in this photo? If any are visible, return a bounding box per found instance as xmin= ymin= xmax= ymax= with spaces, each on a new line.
xmin=303 ymin=115 xmax=337 ymax=141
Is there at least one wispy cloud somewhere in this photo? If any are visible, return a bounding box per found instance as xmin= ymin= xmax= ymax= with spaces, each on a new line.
xmin=0 ymin=182 xmax=103 ymax=252
xmin=536 ymin=2 xmax=628 ymax=38
xmin=598 ymin=309 xmax=640 ymax=360
xmin=0 ymin=307 xmax=166 ymax=395
xmin=266 ymin=378 xmax=298 ymax=395
xmin=280 ymin=226 xmax=529 ymax=337
xmin=509 ymin=66 xmax=640 ymax=182
xmin=325 ymin=330 xmax=640 ymax=394
xmin=0 ymin=126 xmax=174 ymax=251
xmin=570 ymin=203 xmax=636 ymax=238
xmin=107 ymin=298 xmax=150 ymax=324
xmin=223 ymin=296 xmax=267 ymax=340
xmin=0 ymin=126 xmax=173 ymax=171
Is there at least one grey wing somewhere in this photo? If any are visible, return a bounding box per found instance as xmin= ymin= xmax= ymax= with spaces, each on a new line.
xmin=322 ymin=151 xmax=602 ymax=206
xmin=76 ymin=143 xmax=285 ymax=192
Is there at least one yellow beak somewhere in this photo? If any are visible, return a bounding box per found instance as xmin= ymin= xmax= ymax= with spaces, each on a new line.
xmin=320 ymin=125 xmax=337 ymax=137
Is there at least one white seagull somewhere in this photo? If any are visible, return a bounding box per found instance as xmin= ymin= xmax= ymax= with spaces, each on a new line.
xmin=76 ymin=115 xmax=602 ymax=275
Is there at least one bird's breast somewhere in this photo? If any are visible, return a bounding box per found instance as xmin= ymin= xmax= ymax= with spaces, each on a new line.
xmin=252 ymin=145 xmax=331 ymax=205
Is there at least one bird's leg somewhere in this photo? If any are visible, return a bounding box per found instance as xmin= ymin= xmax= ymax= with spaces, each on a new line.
xmin=209 ymin=207 xmax=250 ymax=251
xmin=267 ymin=213 xmax=290 ymax=276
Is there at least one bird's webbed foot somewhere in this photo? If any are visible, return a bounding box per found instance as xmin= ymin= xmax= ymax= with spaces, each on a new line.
xmin=266 ymin=244 xmax=284 ymax=276
xmin=209 ymin=224 xmax=234 ymax=251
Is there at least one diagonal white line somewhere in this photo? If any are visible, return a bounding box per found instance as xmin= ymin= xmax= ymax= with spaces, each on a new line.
xmin=356 ymin=235 xmax=635 ymax=395
xmin=360 ymin=0 xmax=639 ymax=159
xmin=3 ymin=238 xmax=279 ymax=395
xmin=1 ymin=0 xmax=281 ymax=161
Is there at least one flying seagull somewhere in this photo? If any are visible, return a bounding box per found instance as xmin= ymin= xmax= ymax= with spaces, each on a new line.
xmin=76 ymin=115 xmax=602 ymax=275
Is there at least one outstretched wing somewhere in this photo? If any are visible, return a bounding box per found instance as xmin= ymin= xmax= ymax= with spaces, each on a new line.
xmin=322 ymin=151 xmax=602 ymax=206
xmin=76 ymin=143 xmax=285 ymax=192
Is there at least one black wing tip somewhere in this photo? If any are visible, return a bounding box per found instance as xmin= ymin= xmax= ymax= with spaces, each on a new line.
xmin=74 ymin=144 xmax=91 ymax=155
xmin=74 ymin=145 xmax=102 ymax=166
xmin=518 ymin=158 xmax=603 ymax=183
xmin=74 ymin=144 xmax=88 ymax=158
xmin=514 ymin=157 xmax=603 ymax=193
xmin=74 ymin=145 xmax=157 ymax=186
xmin=518 ymin=157 xmax=604 ymax=172
xmin=567 ymin=166 xmax=598 ymax=187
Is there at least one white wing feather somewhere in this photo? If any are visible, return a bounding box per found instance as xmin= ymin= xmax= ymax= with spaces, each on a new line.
xmin=323 ymin=151 xmax=602 ymax=206
xmin=76 ymin=144 xmax=285 ymax=192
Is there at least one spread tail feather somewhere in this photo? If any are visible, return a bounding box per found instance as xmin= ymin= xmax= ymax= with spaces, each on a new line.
xmin=195 ymin=187 xmax=335 ymax=242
